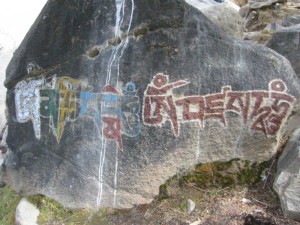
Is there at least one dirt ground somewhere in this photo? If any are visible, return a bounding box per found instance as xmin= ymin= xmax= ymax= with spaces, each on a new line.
xmin=105 ymin=184 xmax=300 ymax=225
xmin=105 ymin=161 xmax=300 ymax=225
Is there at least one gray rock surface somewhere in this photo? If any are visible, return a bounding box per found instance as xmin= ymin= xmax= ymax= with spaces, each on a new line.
xmin=267 ymin=24 xmax=300 ymax=77
xmin=2 ymin=0 xmax=300 ymax=209
xmin=185 ymin=0 xmax=218 ymax=9
xmin=186 ymin=0 xmax=242 ymax=37
xmin=281 ymin=14 xmax=300 ymax=27
xmin=187 ymin=199 xmax=196 ymax=214
xmin=15 ymin=198 xmax=40 ymax=225
xmin=274 ymin=128 xmax=300 ymax=221
xmin=248 ymin=0 xmax=281 ymax=9
xmin=239 ymin=4 xmax=251 ymax=17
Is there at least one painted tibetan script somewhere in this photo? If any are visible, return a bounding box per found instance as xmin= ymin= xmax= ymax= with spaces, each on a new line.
xmin=15 ymin=73 xmax=296 ymax=147
xmin=15 ymin=76 xmax=141 ymax=151
xmin=143 ymin=73 xmax=295 ymax=136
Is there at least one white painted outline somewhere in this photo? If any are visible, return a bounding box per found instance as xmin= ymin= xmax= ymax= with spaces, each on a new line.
xmin=15 ymin=78 xmax=44 ymax=139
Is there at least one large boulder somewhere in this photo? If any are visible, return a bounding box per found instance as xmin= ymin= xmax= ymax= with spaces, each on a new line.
xmin=2 ymin=0 xmax=300 ymax=208
xmin=267 ymin=24 xmax=300 ymax=77
xmin=274 ymin=128 xmax=300 ymax=221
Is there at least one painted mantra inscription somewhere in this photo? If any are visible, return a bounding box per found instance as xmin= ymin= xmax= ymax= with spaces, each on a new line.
xmin=143 ymin=73 xmax=295 ymax=136
xmin=15 ymin=73 xmax=295 ymax=147
xmin=15 ymin=76 xmax=141 ymax=150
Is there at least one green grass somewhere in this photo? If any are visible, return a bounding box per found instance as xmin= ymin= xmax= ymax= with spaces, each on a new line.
xmin=0 ymin=187 xmax=114 ymax=225
xmin=0 ymin=186 xmax=21 ymax=225
xmin=28 ymin=195 xmax=110 ymax=225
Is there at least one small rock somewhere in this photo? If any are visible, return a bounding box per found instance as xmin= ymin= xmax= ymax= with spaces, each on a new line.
xmin=189 ymin=219 xmax=201 ymax=225
xmin=274 ymin=3 xmax=281 ymax=14
xmin=264 ymin=22 xmax=283 ymax=32
xmin=239 ymin=4 xmax=250 ymax=17
xmin=15 ymin=198 xmax=40 ymax=225
xmin=242 ymin=198 xmax=252 ymax=204
xmin=187 ymin=199 xmax=196 ymax=214
xmin=185 ymin=0 xmax=218 ymax=10
xmin=255 ymin=209 xmax=264 ymax=213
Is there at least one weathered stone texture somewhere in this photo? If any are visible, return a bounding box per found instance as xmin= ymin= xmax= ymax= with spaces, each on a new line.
xmin=2 ymin=0 xmax=300 ymax=208
xmin=248 ymin=0 xmax=282 ymax=9
xmin=274 ymin=128 xmax=300 ymax=221
xmin=196 ymin=4 xmax=243 ymax=37
xmin=267 ymin=24 xmax=300 ymax=78
xmin=15 ymin=198 xmax=40 ymax=225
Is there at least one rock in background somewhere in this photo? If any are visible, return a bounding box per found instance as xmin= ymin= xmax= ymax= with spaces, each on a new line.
xmin=188 ymin=1 xmax=243 ymax=38
xmin=1 ymin=0 xmax=300 ymax=209
xmin=274 ymin=128 xmax=300 ymax=221
xmin=234 ymin=1 xmax=300 ymax=221
xmin=267 ymin=23 xmax=300 ymax=78
xmin=185 ymin=0 xmax=219 ymax=10
xmin=239 ymin=0 xmax=300 ymax=43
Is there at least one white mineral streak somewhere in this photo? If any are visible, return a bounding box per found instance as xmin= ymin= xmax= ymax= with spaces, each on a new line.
xmin=116 ymin=0 xmax=135 ymax=87
xmin=113 ymin=147 xmax=119 ymax=206
xmin=15 ymin=79 xmax=44 ymax=139
xmin=96 ymin=137 xmax=107 ymax=206
xmin=106 ymin=0 xmax=135 ymax=85
xmin=106 ymin=0 xmax=124 ymax=84
xmin=196 ymin=127 xmax=201 ymax=160
xmin=97 ymin=0 xmax=135 ymax=207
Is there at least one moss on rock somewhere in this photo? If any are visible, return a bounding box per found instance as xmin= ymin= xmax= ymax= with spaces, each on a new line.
xmin=28 ymin=195 xmax=110 ymax=225
xmin=181 ymin=159 xmax=272 ymax=189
